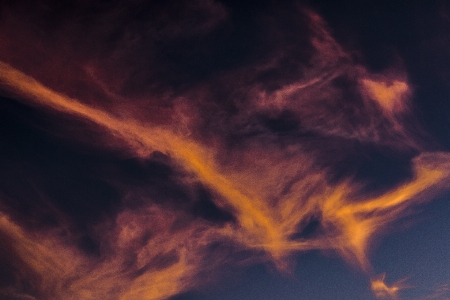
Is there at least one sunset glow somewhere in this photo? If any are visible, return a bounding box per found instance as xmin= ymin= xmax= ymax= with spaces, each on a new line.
xmin=1 ymin=1 xmax=449 ymax=300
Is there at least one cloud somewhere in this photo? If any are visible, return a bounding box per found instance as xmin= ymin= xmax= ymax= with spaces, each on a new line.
xmin=0 ymin=1 xmax=449 ymax=300
xmin=370 ymin=273 xmax=408 ymax=300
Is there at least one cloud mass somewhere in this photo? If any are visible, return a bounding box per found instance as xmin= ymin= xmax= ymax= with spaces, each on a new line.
xmin=0 ymin=1 xmax=449 ymax=300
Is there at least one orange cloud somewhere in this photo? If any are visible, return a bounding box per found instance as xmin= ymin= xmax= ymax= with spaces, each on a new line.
xmin=2 ymin=61 xmax=450 ymax=299
xmin=362 ymin=78 xmax=410 ymax=115
xmin=0 ymin=6 xmax=449 ymax=300
xmin=370 ymin=273 xmax=408 ymax=300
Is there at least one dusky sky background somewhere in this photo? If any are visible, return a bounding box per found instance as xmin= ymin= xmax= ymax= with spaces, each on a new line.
xmin=0 ymin=1 xmax=450 ymax=300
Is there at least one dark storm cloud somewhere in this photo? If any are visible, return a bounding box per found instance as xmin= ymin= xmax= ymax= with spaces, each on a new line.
xmin=0 ymin=1 xmax=450 ymax=300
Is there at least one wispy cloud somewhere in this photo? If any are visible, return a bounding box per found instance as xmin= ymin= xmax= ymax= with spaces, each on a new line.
xmin=0 ymin=2 xmax=449 ymax=300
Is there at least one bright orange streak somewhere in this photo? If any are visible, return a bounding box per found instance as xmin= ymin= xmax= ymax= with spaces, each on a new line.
xmin=322 ymin=160 xmax=446 ymax=270
xmin=0 ymin=61 xmax=342 ymax=264
xmin=0 ymin=61 xmax=284 ymax=258
xmin=0 ymin=60 xmax=310 ymax=268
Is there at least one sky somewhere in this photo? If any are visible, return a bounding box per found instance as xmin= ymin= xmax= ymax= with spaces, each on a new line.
xmin=0 ymin=1 xmax=450 ymax=300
